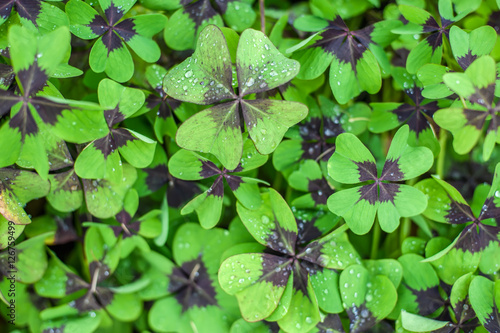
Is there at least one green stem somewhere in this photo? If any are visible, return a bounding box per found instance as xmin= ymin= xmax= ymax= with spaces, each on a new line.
xmin=370 ymin=219 xmax=381 ymax=259
xmin=437 ymin=129 xmax=447 ymax=179
xmin=400 ymin=217 xmax=410 ymax=246
xmin=272 ymin=171 xmax=283 ymax=192
xmin=259 ymin=0 xmax=265 ymax=33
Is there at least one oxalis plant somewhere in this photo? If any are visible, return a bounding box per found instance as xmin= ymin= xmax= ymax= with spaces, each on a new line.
xmin=1 ymin=0 xmax=500 ymax=332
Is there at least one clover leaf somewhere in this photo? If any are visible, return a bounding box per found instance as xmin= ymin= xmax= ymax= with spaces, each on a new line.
xmin=146 ymin=223 xmax=240 ymax=333
xmin=327 ymin=125 xmax=433 ymax=234
xmin=469 ymin=275 xmax=500 ymax=331
xmin=0 ymin=167 xmax=49 ymax=229
xmin=397 ymin=0 xmax=481 ymax=73
xmin=66 ymin=0 xmax=167 ymax=82
xmin=449 ymin=25 xmax=498 ymax=70
xmin=415 ymin=164 xmax=500 ymax=279
xmin=288 ymin=160 xmax=335 ymax=208
xmin=81 ymin=163 xmax=137 ymax=219
xmin=434 ymin=56 xmax=500 ymax=161
xmin=273 ymin=95 xmax=370 ymax=173
xmin=290 ymin=15 xmax=399 ymax=103
xmin=339 ymin=262 xmax=399 ymax=332
xmin=370 ymin=68 xmax=443 ymax=155
xmin=219 ymin=188 xmax=360 ymax=331
xmin=390 ymin=254 xmax=444 ymax=318
xmin=74 ymin=79 xmax=156 ymax=184
xmin=169 ymin=139 xmax=268 ymax=228
xmin=0 ymin=25 xmax=107 ymax=178
xmin=161 ymin=0 xmax=256 ymax=51
xmin=47 ymin=167 xmax=83 ymax=213
xmin=35 ymin=229 xmax=145 ymax=324
xmin=163 ymin=25 xmax=308 ymax=170
xmin=0 ymin=0 xmax=69 ymax=33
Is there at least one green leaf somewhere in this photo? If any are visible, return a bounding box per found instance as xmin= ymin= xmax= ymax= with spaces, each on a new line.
xmin=0 ymin=168 xmax=50 ymax=225
xmin=469 ymin=276 xmax=500 ymax=330
xmin=83 ymin=164 xmax=137 ymax=219
xmin=47 ymin=169 xmax=83 ymax=212
xmin=89 ymin=36 xmax=134 ymax=83
xmin=222 ymin=1 xmax=256 ymax=32
xmin=327 ymin=132 xmax=376 ymax=184
xmin=328 ymin=186 xmax=378 ymax=235
xmin=164 ymin=25 xmax=234 ymax=104
xmin=237 ymin=188 xmax=297 ymax=255
xmin=176 ymin=102 xmax=242 ymax=170
xmin=163 ymin=3 xmax=223 ymax=51
xmin=123 ymin=14 xmax=167 ymax=63
xmin=0 ymin=233 xmax=50 ymax=283
xmin=298 ymin=225 xmax=361 ymax=269
xmin=219 ymin=253 xmax=290 ymax=321
xmin=181 ymin=190 xmax=223 ymax=229
xmin=340 ymin=264 xmax=398 ymax=331
xmin=398 ymin=5 xmax=432 ymax=25
xmin=401 ymin=311 xmax=449 ymax=332
xmin=242 ymin=99 xmax=308 ymax=155
xmin=277 ymin=278 xmax=321 ymax=333
xmin=236 ymin=29 xmax=300 ymax=96
xmin=449 ymin=26 xmax=498 ymax=70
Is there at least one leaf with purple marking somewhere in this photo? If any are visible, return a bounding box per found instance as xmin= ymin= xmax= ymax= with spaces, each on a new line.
xmin=225 ymin=189 xmax=360 ymax=328
xmin=339 ymin=264 xmax=398 ymax=333
xmin=399 ymin=1 xmax=479 ymax=74
xmin=298 ymin=225 xmax=361 ymax=270
xmin=0 ymin=233 xmax=49 ymax=283
xmin=148 ymin=223 xmax=240 ymax=333
xmin=47 ymin=168 xmax=83 ymax=213
xmin=66 ymin=0 xmax=167 ymax=82
xmin=141 ymin=64 xmax=180 ymax=142
xmin=164 ymin=25 xmax=307 ymax=170
xmin=440 ymin=273 xmax=482 ymax=333
xmin=449 ymin=26 xmax=497 ymax=70
xmin=415 ymin=177 xmax=473 ymax=224
xmin=391 ymin=254 xmax=444 ymax=317
xmin=82 ymin=163 xmax=137 ymax=219
xmin=277 ymin=275 xmax=321 ymax=333
xmin=0 ymin=0 xmax=69 ymax=33
xmin=435 ymin=56 xmax=500 ymax=160
xmin=418 ymin=165 xmax=500 ymax=277
xmin=163 ymin=0 xmax=223 ymax=51
xmin=370 ymin=68 xmax=441 ymax=155
xmin=75 ymin=79 xmax=155 ymax=184
xmin=272 ymin=96 xmax=370 ymax=174
xmin=327 ymin=125 xmax=432 ymax=234
xmin=0 ymin=25 xmax=107 ymax=178
xmin=469 ymin=276 xmax=500 ymax=332
xmin=291 ymin=16 xmax=400 ymax=103
xmin=134 ymin=145 xmax=169 ymax=196
xmin=289 ymin=159 xmax=334 ymax=208
xmin=0 ymin=167 xmax=49 ymax=226
xmin=236 ymin=188 xmax=297 ymax=254
xmin=171 ymin=140 xmax=267 ymax=228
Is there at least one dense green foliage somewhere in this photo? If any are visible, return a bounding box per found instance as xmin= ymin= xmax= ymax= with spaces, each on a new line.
xmin=1 ymin=0 xmax=500 ymax=332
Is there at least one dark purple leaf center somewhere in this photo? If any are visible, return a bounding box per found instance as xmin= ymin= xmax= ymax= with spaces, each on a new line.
xmin=199 ymin=160 xmax=246 ymax=197
xmin=1 ymin=0 xmax=41 ymax=25
xmin=87 ymin=3 xmax=136 ymax=54
xmin=391 ymin=87 xmax=439 ymax=137
xmin=312 ymin=17 xmax=375 ymax=72
xmin=300 ymin=117 xmax=340 ymax=161
xmin=308 ymin=178 xmax=334 ymax=205
xmin=168 ymin=258 xmax=218 ymax=312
